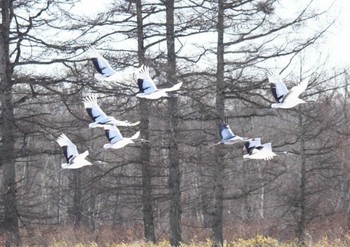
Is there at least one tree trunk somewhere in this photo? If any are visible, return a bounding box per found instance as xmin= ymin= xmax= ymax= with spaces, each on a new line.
xmin=341 ymin=87 xmax=350 ymax=229
xmin=140 ymin=114 xmax=156 ymax=242
xmin=56 ymin=162 xmax=62 ymax=224
xmin=212 ymin=154 xmax=224 ymax=247
xmin=136 ymin=0 xmax=156 ymax=243
xmin=344 ymin=179 xmax=350 ymax=229
xmin=166 ymin=1 xmax=182 ymax=246
xmin=71 ymin=170 xmax=83 ymax=228
xmin=0 ymin=0 xmax=20 ymax=245
xmin=258 ymin=163 xmax=264 ymax=219
xmin=297 ymin=110 xmax=307 ymax=244
xmin=167 ymin=98 xmax=181 ymax=247
xmin=212 ymin=0 xmax=225 ymax=246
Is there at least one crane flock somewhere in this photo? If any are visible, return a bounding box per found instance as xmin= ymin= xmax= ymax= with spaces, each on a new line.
xmin=56 ymin=47 xmax=310 ymax=169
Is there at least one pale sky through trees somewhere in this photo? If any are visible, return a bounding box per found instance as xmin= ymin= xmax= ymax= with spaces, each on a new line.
xmin=326 ymin=0 xmax=350 ymax=68
xmin=73 ymin=0 xmax=350 ymax=70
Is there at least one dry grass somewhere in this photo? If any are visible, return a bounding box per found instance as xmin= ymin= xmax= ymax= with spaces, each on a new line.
xmin=21 ymin=236 xmax=350 ymax=247
xmin=18 ymin=216 xmax=350 ymax=247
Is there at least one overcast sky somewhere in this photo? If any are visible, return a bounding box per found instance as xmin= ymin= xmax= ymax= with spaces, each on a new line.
xmin=321 ymin=0 xmax=350 ymax=68
xmin=75 ymin=0 xmax=350 ymax=70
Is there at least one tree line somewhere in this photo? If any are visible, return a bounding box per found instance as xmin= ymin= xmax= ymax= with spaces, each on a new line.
xmin=0 ymin=0 xmax=348 ymax=246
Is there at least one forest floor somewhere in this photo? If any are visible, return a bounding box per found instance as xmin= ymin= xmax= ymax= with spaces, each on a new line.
xmin=21 ymin=236 xmax=350 ymax=247
xmin=18 ymin=234 xmax=350 ymax=247
xmin=17 ymin=217 xmax=350 ymax=247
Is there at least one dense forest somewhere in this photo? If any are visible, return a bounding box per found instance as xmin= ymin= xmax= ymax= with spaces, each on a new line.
xmin=0 ymin=0 xmax=349 ymax=246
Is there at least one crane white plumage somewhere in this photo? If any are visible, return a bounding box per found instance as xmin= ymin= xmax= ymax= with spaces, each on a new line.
xmin=211 ymin=118 xmax=249 ymax=146
xmin=87 ymin=46 xmax=118 ymax=81
xmin=268 ymin=73 xmax=309 ymax=109
xmin=243 ymin=138 xmax=277 ymax=160
xmin=83 ymin=95 xmax=140 ymax=128
xmin=136 ymin=65 xmax=183 ymax=99
xmin=103 ymin=125 xmax=148 ymax=149
xmin=56 ymin=134 xmax=92 ymax=169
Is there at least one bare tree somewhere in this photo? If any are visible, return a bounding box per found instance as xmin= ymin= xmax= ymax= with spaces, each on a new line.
xmin=0 ymin=0 xmax=19 ymax=244
xmin=164 ymin=0 xmax=182 ymax=246
xmin=0 ymin=0 xmax=346 ymax=245
xmin=211 ymin=0 xmax=225 ymax=246
xmin=136 ymin=0 xmax=157 ymax=242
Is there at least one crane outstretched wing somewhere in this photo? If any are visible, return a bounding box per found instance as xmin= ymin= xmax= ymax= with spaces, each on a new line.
xmin=83 ymin=95 xmax=108 ymax=122
xmin=268 ymin=74 xmax=289 ymax=103
xmin=137 ymin=65 xmax=158 ymax=94
xmin=88 ymin=47 xmax=117 ymax=78
xmin=104 ymin=125 xmax=123 ymax=144
xmin=56 ymin=134 xmax=79 ymax=164
xmin=218 ymin=118 xmax=235 ymax=140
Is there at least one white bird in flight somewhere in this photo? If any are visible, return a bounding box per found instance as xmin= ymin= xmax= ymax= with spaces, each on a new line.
xmin=87 ymin=46 xmax=118 ymax=81
xmin=268 ymin=73 xmax=309 ymax=109
xmin=136 ymin=65 xmax=183 ymax=99
xmin=103 ymin=125 xmax=148 ymax=149
xmin=211 ymin=118 xmax=249 ymax=146
xmin=243 ymin=138 xmax=286 ymax=160
xmin=56 ymin=134 xmax=92 ymax=169
xmin=83 ymin=95 xmax=140 ymax=128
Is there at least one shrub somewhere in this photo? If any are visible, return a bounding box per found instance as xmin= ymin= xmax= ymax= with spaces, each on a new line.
xmin=228 ymin=235 xmax=291 ymax=247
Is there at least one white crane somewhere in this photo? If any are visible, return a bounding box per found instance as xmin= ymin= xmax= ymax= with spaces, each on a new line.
xmin=243 ymin=138 xmax=276 ymax=160
xmin=211 ymin=118 xmax=249 ymax=146
xmin=56 ymin=134 xmax=92 ymax=169
xmin=268 ymin=73 xmax=310 ymax=109
xmin=83 ymin=95 xmax=140 ymax=128
xmin=136 ymin=65 xmax=182 ymax=99
xmin=103 ymin=125 xmax=148 ymax=149
xmin=243 ymin=138 xmax=288 ymax=160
